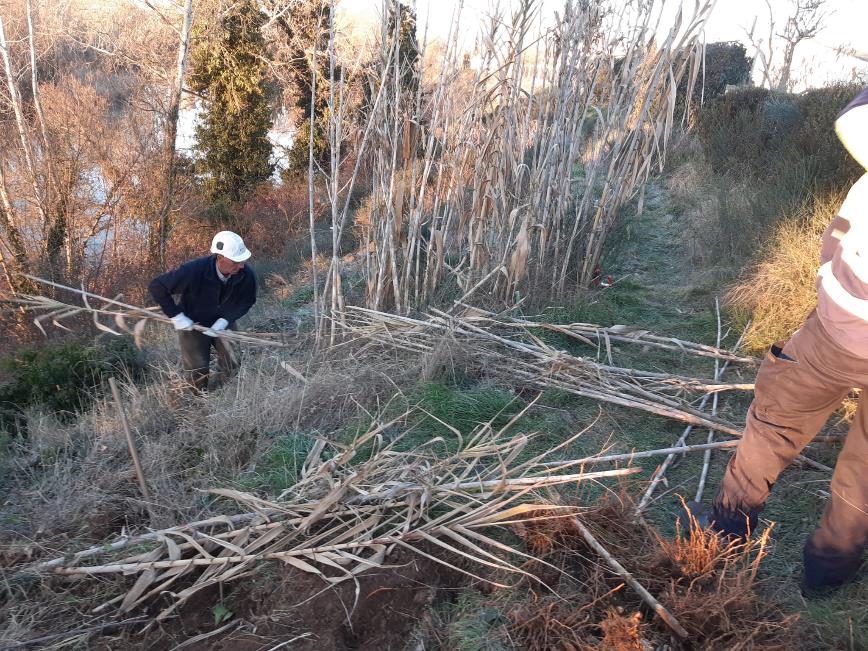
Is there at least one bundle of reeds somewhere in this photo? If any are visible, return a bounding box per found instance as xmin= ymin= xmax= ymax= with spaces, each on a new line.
xmin=458 ymin=307 xmax=754 ymax=364
xmin=339 ymin=305 xmax=753 ymax=436
xmin=3 ymin=274 xmax=291 ymax=348
xmin=339 ymin=307 xmax=833 ymax=475
xmin=2 ymin=275 xmax=311 ymax=383
xmin=30 ymin=410 xmax=640 ymax=623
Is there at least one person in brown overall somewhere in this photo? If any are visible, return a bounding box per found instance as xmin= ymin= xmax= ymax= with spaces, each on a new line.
xmin=689 ymin=88 xmax=868 ymax=595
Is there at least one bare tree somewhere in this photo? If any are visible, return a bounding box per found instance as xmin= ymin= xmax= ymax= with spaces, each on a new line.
xmin=0 ymin=0 xmax=190 ymax=294
xmin=777 ymin=0 xmax=828 ymax=92
xmin=148 ymin=0 xmax=194 ymax=265
xmin=745 ymin=1 xmax=777 ymax=90
xmin=0 ymin=159 xmax=30 ymax=291
xmin=745 ymin=0 xmax=829 ymax=91
xmin=0 ymin=9 xmax=51 ymax=253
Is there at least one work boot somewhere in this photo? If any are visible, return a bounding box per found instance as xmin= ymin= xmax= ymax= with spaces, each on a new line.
xmin=681 ymin=500 xmax=759 ymax=540
xmin=682 ymin=500 xmax=713 ymax=530
xmin=801 ymin=537 xmax=865 ymax=598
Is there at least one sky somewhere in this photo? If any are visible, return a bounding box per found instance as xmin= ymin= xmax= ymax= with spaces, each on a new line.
xmin=339 ymin=0 xmax=868 ymax=90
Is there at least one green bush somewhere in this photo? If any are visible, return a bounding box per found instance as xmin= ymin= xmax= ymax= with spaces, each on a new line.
xmin=0 ymin=338 xmax=143 ymax=430
xmin=792 ymin=83 xmax=864 ymax=192
xmin=288 ymin=284 xmax=315 ymax=307
xmin=696 ymin=83 xmax=862 ymax=191
xmin=283 ymin=116 xmax=330 ymax=177
xmin=200 ymin=199 xmax=241 ymax=230
xmin=678 ymin=41 xmax=752 ymax=109
xmin=695 ymin=86 xmax=779 ymax=176
xmin=692 ymin=84 xmax=862 ymax=264
xmin=759 ymin=97 xmax=802 ymax=144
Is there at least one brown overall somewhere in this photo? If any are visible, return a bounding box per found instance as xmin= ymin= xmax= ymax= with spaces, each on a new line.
xmin=714 ymin=312 xmax=867 ymax=583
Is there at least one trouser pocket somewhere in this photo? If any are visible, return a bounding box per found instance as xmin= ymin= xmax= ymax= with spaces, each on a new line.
xmin=769 ymin=340 xmax=797 ymax=363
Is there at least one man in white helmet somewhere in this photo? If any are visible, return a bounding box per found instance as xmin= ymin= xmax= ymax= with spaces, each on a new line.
xmin=149 ymin=231 xmax=257 ymax=392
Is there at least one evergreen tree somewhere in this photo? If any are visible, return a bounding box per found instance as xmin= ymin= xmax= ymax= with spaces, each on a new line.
xmin=273 ymin=0 xmax=333 ymax=175
xmin=190 ymin=0 xmax=274 ymax=205
xmin=361 ymin=1 xmax=419 ymax=115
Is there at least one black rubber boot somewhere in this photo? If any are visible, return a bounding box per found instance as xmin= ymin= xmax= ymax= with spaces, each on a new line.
xmin=682 ymin=500 xmax=759 ymax=540
xmin=683 ymin=500 xmax=713 ymax=530
xmin=801 ymin=537 xmax=865 ymax=598
xmin=710 ymin=503 xmax=759 ymax=539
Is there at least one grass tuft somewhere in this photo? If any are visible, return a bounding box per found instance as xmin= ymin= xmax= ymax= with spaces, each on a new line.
xmin=726 ymin=191 xmax=845 ymax=354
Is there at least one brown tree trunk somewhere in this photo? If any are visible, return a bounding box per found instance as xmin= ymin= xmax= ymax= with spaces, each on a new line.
xmin=0 ymin=162 xmax=33 ymax=293
xmin=777 ymin=38 xmax=796 ymax=92
xmin=150 ymin=0 xmax=194 ymax=266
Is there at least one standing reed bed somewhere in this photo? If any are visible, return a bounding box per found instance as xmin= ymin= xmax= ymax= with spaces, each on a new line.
xmin=310 ymin=0 xmax=715 ymax=339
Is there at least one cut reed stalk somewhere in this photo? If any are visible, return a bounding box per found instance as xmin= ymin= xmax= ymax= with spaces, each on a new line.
xmin=635 ymin=322 xmax=748 ymax=513
xmin=36 ymin=410 xmax=640 ymax=620
xmin=572 ymin=516 xmax=689 ymax=639
xmin=695 ymin=298 xmax=722 ymax=503
xmin=108 ymin=377 xmax=152 ymax=505
xmin=341 ymin=306 xmax=752 ymax=437
xmin=533 ymin=439 xmax=741 ymax=470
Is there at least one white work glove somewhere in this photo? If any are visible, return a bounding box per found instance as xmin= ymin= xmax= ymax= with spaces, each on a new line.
xmin=171 ymin=312 xmax=194 ymax=331
xmin=203 ymin=318 xmax=229 ymax=338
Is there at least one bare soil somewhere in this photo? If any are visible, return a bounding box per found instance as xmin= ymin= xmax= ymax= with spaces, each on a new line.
xmin=80 ymin=549 xmax=465 ymax=651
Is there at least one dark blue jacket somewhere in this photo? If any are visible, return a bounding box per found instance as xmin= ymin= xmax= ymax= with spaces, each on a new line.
xmin=149 ymin=255 xmax=257 ymax=328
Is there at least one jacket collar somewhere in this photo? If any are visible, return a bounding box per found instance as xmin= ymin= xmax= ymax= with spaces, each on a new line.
xmin=206 ymin=254 xmax=246 ymax=286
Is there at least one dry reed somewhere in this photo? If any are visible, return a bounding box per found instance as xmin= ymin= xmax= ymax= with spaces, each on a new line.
xmin=27 ymin=407 xmax=640 ymax=622
xmin=725 ymin=192 xmax=845 ymax=354
xmin=340 ymin=305 xmax=754 ymax=436
xmin=310 ymin=0 xmax=716 ymax=332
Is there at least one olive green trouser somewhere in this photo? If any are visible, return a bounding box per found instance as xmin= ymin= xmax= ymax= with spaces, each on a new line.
xmin=178 ymin=329 xmax=238 ymax=392
xmin=714 ymin=312 xmax=867 ymax=573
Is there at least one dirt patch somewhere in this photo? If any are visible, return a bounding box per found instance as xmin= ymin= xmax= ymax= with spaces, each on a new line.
xmin=81 ymin=500 xmax=148 ymax=542
xmin=87 ymin=548 xmax=464 ymax=651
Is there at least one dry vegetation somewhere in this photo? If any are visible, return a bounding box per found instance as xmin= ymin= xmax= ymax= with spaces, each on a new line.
xmin=725 ymin=192 xmax=842 ymax=354
xmin=0 ymin=298 xmax=843 ymax=648
xmin=298 ymin=0 xmax=717 ymax=346
xmin=504 ymin=499 xmax=798 ymax=650
xmin=1 ymin=0 xmax=867 ymax=650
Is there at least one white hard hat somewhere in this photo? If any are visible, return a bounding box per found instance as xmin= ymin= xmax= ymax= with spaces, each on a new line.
xmin=211 ymin=231 xmax=251 ymax=262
